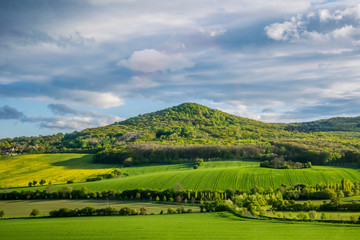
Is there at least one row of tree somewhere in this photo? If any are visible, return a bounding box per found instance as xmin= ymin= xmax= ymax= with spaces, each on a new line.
xmin=93 ymin=144 xmax=266 ymax=165
xmin=1 ymin=179 xmax=359 ymax=204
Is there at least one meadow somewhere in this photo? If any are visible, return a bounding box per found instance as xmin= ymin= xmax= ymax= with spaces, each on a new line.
xmin=1 ymin=212 xmax=360 ymax=240
xmin=266 ymin=211 xmax=360 ymax=221
xmin=0 ymin=200 xmax=199 ymax=218
xmin=0 ymin=154 xmax=120 ymax=188
xmin=4 ymin=154 xmax=360 ymax=192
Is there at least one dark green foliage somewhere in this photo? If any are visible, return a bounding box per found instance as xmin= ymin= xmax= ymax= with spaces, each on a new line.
xmin=94 ymin=144 xmax=265 ymax=165
xmin=287 ymin=116 xmax=360 ymax=132
xmin=193 ymin=158 xmax=204 ymax=169
xmin=0 ymin=210 xmax=4 ymax=218
xmin=260 ymin=157 xmax=311 ymax=169
xmin=30 ymin=208 xmax=40 ymax=217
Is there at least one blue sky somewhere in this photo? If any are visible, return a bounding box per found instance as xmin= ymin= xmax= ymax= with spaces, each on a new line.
xmin=1 ymin=0 xmax=360 ymax=138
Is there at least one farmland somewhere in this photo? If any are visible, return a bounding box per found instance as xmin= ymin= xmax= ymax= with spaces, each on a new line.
xmin=0 ymin=154 xmax=120 ymax=188
xmin=2 ymin=154 xmax=360 ymax=192
xmin=0 ymin=200 xmax=198 ymax=218
xmin=1 ymin=212 xmax=359 ymax=240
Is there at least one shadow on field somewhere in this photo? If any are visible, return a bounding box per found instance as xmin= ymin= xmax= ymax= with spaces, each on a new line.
xmin=51 ymin=155 xmax=119 ymax=170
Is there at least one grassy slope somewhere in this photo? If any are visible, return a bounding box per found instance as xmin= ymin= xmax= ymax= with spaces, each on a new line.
xmin=0 ymin=200 xmax=198 ymax=218
xmin=0 ymin=154 xmax=121 ymax=188
xmin=0 ymin=212 xmax=359 ymax=240
xmin=6 ymin=156 xmax=360 ymax=192
xmin=268 ymin=211 xmax=360 ymax=221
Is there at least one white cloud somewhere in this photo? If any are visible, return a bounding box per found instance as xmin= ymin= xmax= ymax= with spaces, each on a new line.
xmin=265 ymin=5 xmax=360 ymax=43
xmin=119 ymin=49 xmax=195 ymax=73
xmin=38 ymin=115 xmax=123 ymax=130
xmin=265 ymin=16 xmax=303 ymax=41
xmin=60 ymin=90 xmax=125 ymax=108
xmin=199 ymin=27 xmax=227 ymax=37
xmin=319 ymin=9 xmax=334 ymax=22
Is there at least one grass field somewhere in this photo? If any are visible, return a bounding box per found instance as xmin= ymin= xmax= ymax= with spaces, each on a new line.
xmin=0 ymin=200 xmax=198 ymax=218
xmin=2 ymin=154 xmax=360 ymax=192
xmin=1 ymin=212 xmax=359 ymax=240
xmin=0 ymin=154 xmax=121 ymax=187
xmin=267 ymin=211 xmax=360 ymax=221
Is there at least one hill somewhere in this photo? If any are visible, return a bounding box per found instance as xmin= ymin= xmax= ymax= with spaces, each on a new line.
xmin=1 ymin=103 xmax=360 ymax=167
xmin=287 ymin=116 xmax=360 ymax=132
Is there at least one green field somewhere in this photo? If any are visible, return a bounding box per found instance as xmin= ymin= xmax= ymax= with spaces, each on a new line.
xmin=0 ymin=200 xmax=199 ymax=218
xmin=1 ymin=212 xmax=359 ymax=240
xmin=0 ymin=154 xmax=121 ymax=188
xmin=3 ymin=154 xmax=360 ymax=192
xmin=267 ymin=211 xmax=360 ymax=221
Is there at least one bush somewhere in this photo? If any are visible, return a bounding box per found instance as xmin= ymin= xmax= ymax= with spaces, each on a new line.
xmin=167 ymin=208 xmax=175 ymax=214
xmin=309 ymin=210 xmax=317 ymax=220
xmin=30 ymin=208 xmax=40 ymax=217
xmin=297 ymin=212 xmax=309 ymax=221
xmin=350 ymin=216 xmax=358 ymax=223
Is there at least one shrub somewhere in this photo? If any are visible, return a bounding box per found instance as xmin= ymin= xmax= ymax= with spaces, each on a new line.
xmin=350 ymin=216 xmax=357 ymax=223
xmin=309 ymin=210 xmax=317 ymax=220
xmin=30 ymin=208 xmax=40 ymax=217
xmin=297 ymin=212 xmax=309 ymax=221
xmin=167 ymin=208 xmax=175 ymax=214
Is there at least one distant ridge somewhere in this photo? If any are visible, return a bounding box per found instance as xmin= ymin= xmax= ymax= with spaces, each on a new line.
xmin=287 ymin=116 xmax=360 ymax=132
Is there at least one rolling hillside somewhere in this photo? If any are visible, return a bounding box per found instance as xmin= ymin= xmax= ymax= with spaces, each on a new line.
xmin=3 ymin=154 xmax=360 ymax=192
xmin=287 ymin=116 xmax=360 ymax=132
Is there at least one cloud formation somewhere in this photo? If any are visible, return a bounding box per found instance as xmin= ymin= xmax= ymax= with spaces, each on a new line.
xmin=0 ymin=104 xmax=123 ymax=131
xmin=0 ymin=105 xmax=24 ymax=120
xmin=119 ymin=49 xmax=195 ymax=73
xmin=265 ymin=4 xmax=360 ymax=44
xmin=1 ymin=0 xmax=360 ymax=137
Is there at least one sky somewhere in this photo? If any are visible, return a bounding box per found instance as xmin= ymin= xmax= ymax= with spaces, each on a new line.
xmin=1 ymin=0 xmax=360 ymax=138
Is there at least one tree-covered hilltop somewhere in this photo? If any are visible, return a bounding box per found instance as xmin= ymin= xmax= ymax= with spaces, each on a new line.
xmin=287 ymin=116 xmax=360 ymax=132
xmin=1 ymin=102 xmax=360 ymax=166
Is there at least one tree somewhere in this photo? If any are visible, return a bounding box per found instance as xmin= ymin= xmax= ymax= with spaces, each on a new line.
xmin=309 ymin=210 xmax=317 ymax=220
xmin=350 ymin=216 xmax=358 ymax=223
xmin=297 ymin=212 xmax=309 ymax=221
xmin=0 ymin=210 xmax=4 ymax=218
xmin=139 ymin=208 xmax=147 ymax=215
xmin=28 ymin=182 xmax=33 ymax=187
xmin=167 ymin=208 xmax=175 ymax=214
xmin=320 ymin=212 xmax=327 ymax=221
xmin=32 ymin=180 xmax=37 ymax=186
xmin=30 ymin=208 xmax=40 ymax=217
xmin=39 ymin=179 xmax=46 ymax=186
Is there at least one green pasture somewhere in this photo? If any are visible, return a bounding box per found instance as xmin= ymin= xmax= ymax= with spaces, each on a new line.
xmin=10 ymin=162 xmax=360 ymax=193
xmin=1 ymin=212 xmax=359 ymax=240
xmin=267 ymin=211 xmax=360 ymax=221
xmin=2 ymin=154 xmax=360 ymax=193
xmin=0 ymin=200 xmax=199 ymax=218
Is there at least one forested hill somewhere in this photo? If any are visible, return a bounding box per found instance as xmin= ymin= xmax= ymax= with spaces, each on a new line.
xmin=1 ymin=103 xmax=360 ymax=167
xmin=287 ymin=116 xmax=360 ymax=132
xmin=80 ymin=102 xmax=284 ymax=144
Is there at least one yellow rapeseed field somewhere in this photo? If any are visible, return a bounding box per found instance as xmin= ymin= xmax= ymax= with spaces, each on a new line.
xmin=0 ymin=154 xmax=120 ymax=188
